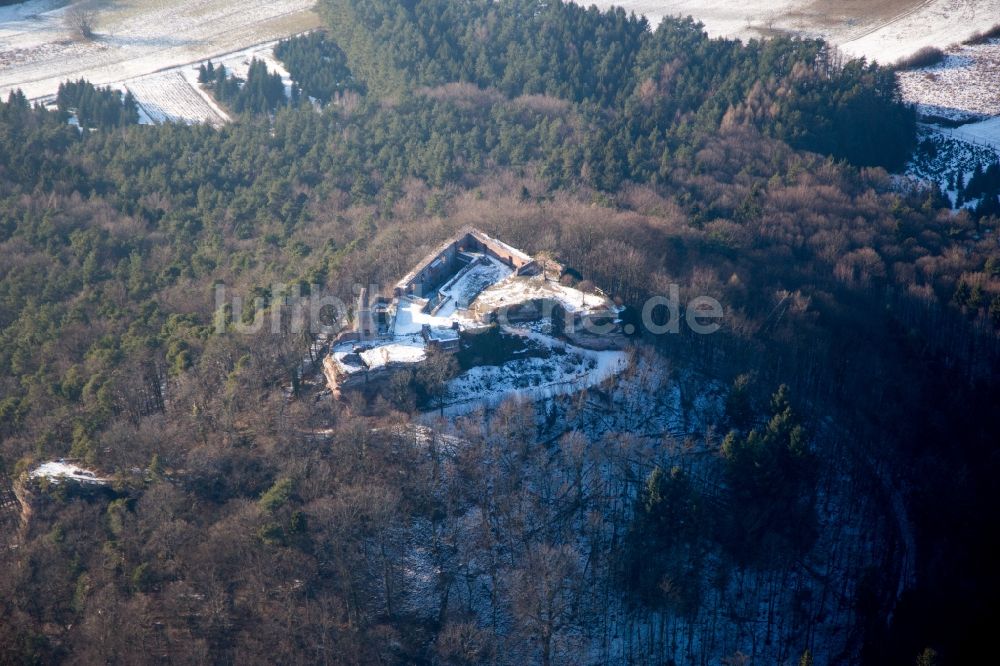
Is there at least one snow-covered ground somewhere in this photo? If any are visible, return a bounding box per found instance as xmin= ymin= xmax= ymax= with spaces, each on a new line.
xmin=909 ymin=122 xmax=998 ymax=176
xmin=359 ymin=336 xmax=428 ymax=370
xmin=126 ymin=69 xmax=227 ymax=125
xmin=943 ymin=115 xmax=1000 ymax=149
xmin=585 ymin=0 xmax=1000 ymax=64
xmin=838 ymin=0 xmax=1000 ymax=64
xmin=121 ymin=42 xmax=298 ymax=126
xmin=395 ymin=352 xmax=904 ymax=664
xmin=0 ymin=0 xmax=319 ymax=101
xmin=897 ymin=38 xmax=1000 ymax=120
xmin=904 ymin=122 xmax=999 ymax=209
xmin=441 ymin=343 xmax=627 ymax=415
xmin=29 ymin=460 xmax=108 ymax=485
xmin=900 ymin=37 xmax=1000 ymax=195
xmin=394 ymin=296 xmax=470 ymax=337
xmin=438 ymin=255 xmax=513 ymax=311
xmin=475 ymin=273 xmax=612 ymax=315
xmin=197 ymin=40 xmax=295 ymax=93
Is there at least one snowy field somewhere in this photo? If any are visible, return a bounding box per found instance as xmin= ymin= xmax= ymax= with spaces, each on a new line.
xmin=121 ymin=44 xmax=297 ymax=125
xmin=0 ymin=0 xmax=319 ymax=101
xmin=126 ymin=69 xmax=228 ymax=126
xmin=900 ymin=36 xmax=1000 ymax=195
xmin=898 ymin=38 xmax=1000 ymax=120
xmin=584 ymin=0 xmax=1000 ymax=64
xmin=837 ymin=0 xmax=1000 ymax=63
xmin=944 ymin=115 xmax=1000 ymax=149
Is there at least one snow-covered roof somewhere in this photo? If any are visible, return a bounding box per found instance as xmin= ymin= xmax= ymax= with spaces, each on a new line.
xmin=426 ymin=326 xmax=460 ymax=342
xmin=394 ymin=227 xmax=530 ymax=291
xmin=466 ymin=228 xmax=532 ymax=264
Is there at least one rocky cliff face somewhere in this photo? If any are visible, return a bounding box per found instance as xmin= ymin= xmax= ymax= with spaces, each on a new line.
xmin=0 ymin=473 xmax=23 ymax=540
xmin=9 ymin=465 xmax=118 ymax=540
xmin=11 ymin=476 xmax=31 ymax=538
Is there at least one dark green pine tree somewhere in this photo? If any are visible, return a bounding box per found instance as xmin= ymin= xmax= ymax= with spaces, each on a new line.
xmin=720 ymin=384 xmax=817 ymax=565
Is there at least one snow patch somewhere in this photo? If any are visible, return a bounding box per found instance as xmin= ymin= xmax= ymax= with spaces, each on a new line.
xmin=30 ymin=460 xmax=109 ymax=485
xmin=359 ymin=337 xmax=428 ymax=369
xmin=906 ymin=123 xmax=1000 ymax=202
xmin=441 ymin=333 xmax=628 ymax=415
xmin=473 ymin=273 xmax=617 ymax=316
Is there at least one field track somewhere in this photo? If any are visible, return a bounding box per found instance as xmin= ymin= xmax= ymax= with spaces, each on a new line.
xmin=834 ymin=0 xmax=937 ymax=44
xmin=0 ymin=0 xmax=320 ymax=100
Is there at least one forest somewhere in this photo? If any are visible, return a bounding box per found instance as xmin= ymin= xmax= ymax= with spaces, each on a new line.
xmin=198 ymin=60 xmax=289 ymax=116
xmin=1 ymin=1 xmax=998 ymax=664
xmin=55 ymin=81 xmax=139 ymax=129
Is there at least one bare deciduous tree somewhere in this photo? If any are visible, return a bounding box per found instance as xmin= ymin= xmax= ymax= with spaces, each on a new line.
xmin=512 ymin=544 xmax=581 ymax=666
xmin=65 ymin=4 xmax=97 ymax=41
xmin=435 ymin=621 xmax=496 ymax=666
